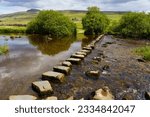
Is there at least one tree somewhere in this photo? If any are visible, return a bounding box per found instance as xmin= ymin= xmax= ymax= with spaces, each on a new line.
xmin=115 ymin=12 xmax=150 ymax=39
xmin=26 ymin=10 xmax=77 ymax=38
xmin=82 ymin=6 xmax=109 ymax=35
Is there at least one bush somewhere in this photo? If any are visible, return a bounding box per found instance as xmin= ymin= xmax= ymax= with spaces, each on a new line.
xmin=114 ymin=12 xmax=150 ymax=39
xmin=26 ymin=10 xmax=77 ymax=38
xmin=82 ymin=6 xmax=109 ymax=35
xmin=135 ymin=46 xmax=150 ymax=60
xmin=0 ymin=45 xmax=9 ymax=55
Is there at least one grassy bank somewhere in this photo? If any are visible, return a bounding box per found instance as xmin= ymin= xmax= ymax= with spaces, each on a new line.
xmin=0 ymin=45 xmax=9 ymax=55
xmin=0 ymin=26 xmax=26 ymax=33
xmin=135 ymin=46 xmax=150 ymax=61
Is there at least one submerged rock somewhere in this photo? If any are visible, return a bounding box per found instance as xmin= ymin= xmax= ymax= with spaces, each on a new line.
xmin=102 ymin=65 xmax=110 ymax=70
xmin=9 ymin=95 xmax=37 ymax=100
xmin=93 ymin=86 xmax=114 ymax=100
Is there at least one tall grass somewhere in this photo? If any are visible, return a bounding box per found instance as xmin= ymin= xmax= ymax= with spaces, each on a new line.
xmin=0 ymin=45 xmax=9 ymax=55
xmin=135 ymin=46 xmax=150 ymax=60
xmin=0 ymin=26 xmax=26 ymax=33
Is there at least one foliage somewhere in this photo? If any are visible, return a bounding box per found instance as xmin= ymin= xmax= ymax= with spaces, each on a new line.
xmin=26 ymin=10 xmax=77 ymax=38
xmin=0 ymin=45 xmax=9 ymax=55
xmin=0 ymin=26 xmax=26 ymax=33
xmin=135 ymin=46 xmax=150 ymax=60
xmin=82 ymin=6 xmax=109 ymax=35
xmin=113 ymin=12 xmax=150 ymax=39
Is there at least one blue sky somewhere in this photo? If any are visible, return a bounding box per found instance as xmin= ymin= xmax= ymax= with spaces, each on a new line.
xmin=0 ymin=0 xmax=150 ymax=14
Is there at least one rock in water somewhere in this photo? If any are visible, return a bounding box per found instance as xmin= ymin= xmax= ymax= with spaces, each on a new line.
xmin=9 ymin=95 xmax=37 ymax=100
xmin=85 ymin=70 xmax=100 ymax=78
xmin=42 ymin=71 xmax=65 ymax=83
xmin=145 ymin=92 xmax=150 ymax=100
xmin=53 ymin=66 xmax=71 ymax=75
xmin=93 ymin=86 xmax=114 ymax=100
xmin=62 ymin=61 xmax=72 ymax=67
xmin=46 ymin=96 xmax=58 ymax=100
xmin=32 ymin=81 xmax=53 ymax=96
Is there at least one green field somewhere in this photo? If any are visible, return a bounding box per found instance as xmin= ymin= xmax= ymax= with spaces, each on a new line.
xmin=0 ymin=10 xmax=123 ymax=34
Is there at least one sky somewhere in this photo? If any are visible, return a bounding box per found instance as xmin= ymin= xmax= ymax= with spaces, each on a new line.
xmin=0 ymin=0 xmax=150 ymax=14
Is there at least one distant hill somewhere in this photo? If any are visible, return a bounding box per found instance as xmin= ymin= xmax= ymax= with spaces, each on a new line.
xmin=27 ymin=9 xmax=40 ymax=13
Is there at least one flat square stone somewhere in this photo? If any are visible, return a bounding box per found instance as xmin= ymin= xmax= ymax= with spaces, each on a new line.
xmin=32 ymin=81 xmax=53 ymax=96
xmin=53 ymin=66 xmax=71 ymax=75
xmin=42 ymin=71 xmax=65 ymax=83
xmin=46 ymin=96 xmax=58 ymax=100
xmin=9 ymin=95 xmax=37 ymax=100
xmin=80 ymin=49 xmax=91 ymax=54
xmin=62 ymin=61 xmax=72 ymax=67
xmin=83 ymin=47 xmax=92 ymax=51
xmin=66 ymin=58 xmax=81 ymax=64
xmin=76 ymin=52 xmax=87 ymax=56
xmin=71 ymin=54 xmax=85 ymax=60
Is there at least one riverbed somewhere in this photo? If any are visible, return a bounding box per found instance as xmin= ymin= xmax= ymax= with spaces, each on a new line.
xmin=0 ymin=35 xmax=150 ymax=100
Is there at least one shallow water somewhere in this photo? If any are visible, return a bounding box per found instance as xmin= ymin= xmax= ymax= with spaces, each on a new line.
xmin=0 ymin=34 xmax=94 ymax=99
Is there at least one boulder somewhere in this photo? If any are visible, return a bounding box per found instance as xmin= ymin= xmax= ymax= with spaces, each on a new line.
xmin=145 ymin=92 xmax=150 ymax=100
xmin=93 ymin=87 xmax=114 ymax=100
xmin=62 ymin=61 xmax=72 ymax=67
xmin=46 ymin=96 xmax=58 ymax=100
xmin=85 ymin=70 xmax=100 ymax=78
xmin=66 ymin=58 xmax=81 ymax=64
xmin=66 ymin=96 xmax=74 ymax=100
xmin=71 ymin=54 xmax=85 ymax=60
xmin=32 ymin=81 xmax=53 ymax=96
xmin=42 ymin=71 xmax=65 ymax=83
xmin=53 ymin=66 xmax=71 ymax=75
xmin=76 ymin=52 xmax=87 ymax=56
xmin=9 ymin=95 xmax=37 ymax=100
xmin=122 ymin=93 xmax=135 ymax=100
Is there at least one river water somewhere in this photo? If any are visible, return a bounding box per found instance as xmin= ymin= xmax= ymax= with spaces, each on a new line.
xmin=0 ymin=34 xmax=94 ymax=99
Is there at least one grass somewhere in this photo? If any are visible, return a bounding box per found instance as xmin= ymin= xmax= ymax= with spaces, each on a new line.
xmin=0 ymin=26 xmax=26 ymax=33
xmin=0 ymin=45 xmax=9 ymax=55
xmin=135 ymin=46 xmax=150 ymax=61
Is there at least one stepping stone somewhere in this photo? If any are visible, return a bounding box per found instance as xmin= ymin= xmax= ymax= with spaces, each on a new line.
xmin=83 ymin=47 xmax=92 ymax=51
xmin=46 ymin=96 xmax=58 ymax=100
xmin=42 ymin=71 xmax=65 ymax=83
xmin=66 ymin=58 xmax=81 ymax=64
xmin=9 ymin=95 xmax=37 ymax=100
xmin=76 ymin=52 xmax=87 ymax=56
xmin=87 ymin=44 xmax=95 ymax=49
xmin=62 ymin=61 xmax=72 ymax=67
xmin=71 ymin=54 xmax=85 ymax=60
xmin=85 ymin=70 xmax=100 ymax=78
xmin=93 ymin=86 xmax=114 ymax=100
xmin=32 ymin=81 xmax=53 ymax=96
xmin=53 ymin=66 xmax=71 ymax=75
xmin=80 ymin=50 xmax=91 ymax=54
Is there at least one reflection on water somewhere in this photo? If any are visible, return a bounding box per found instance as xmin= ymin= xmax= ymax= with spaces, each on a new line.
xmin=28 ymin=35 xmax=76 ymax=55
xmin=0 ymin=34 xmax=95 ymax=99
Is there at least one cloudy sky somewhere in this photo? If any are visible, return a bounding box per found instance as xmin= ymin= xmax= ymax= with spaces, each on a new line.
xmin=0 ymin=0 xmax=150 ymax=14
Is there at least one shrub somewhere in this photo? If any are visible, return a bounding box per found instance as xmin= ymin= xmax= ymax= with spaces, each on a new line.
xmin=135 ymin=46 xmax=150 ymax=60
xmin=26 ymin=10 xmax=77 ymax=38
xmin=82 ymin=6 xmax=109 ymax=35
xmin=0 ymin=45 xmax=9 ymax=55
xmin=114 ymin=12 xmax=150 ymax=39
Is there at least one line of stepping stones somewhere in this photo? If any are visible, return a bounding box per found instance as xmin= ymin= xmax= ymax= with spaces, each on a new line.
xmin=8 ymin=35 xmax=150 ymax=100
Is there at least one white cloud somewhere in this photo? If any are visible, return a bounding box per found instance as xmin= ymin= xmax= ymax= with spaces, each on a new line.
xmin=0 ymin=0 xmax=150 ymax=14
